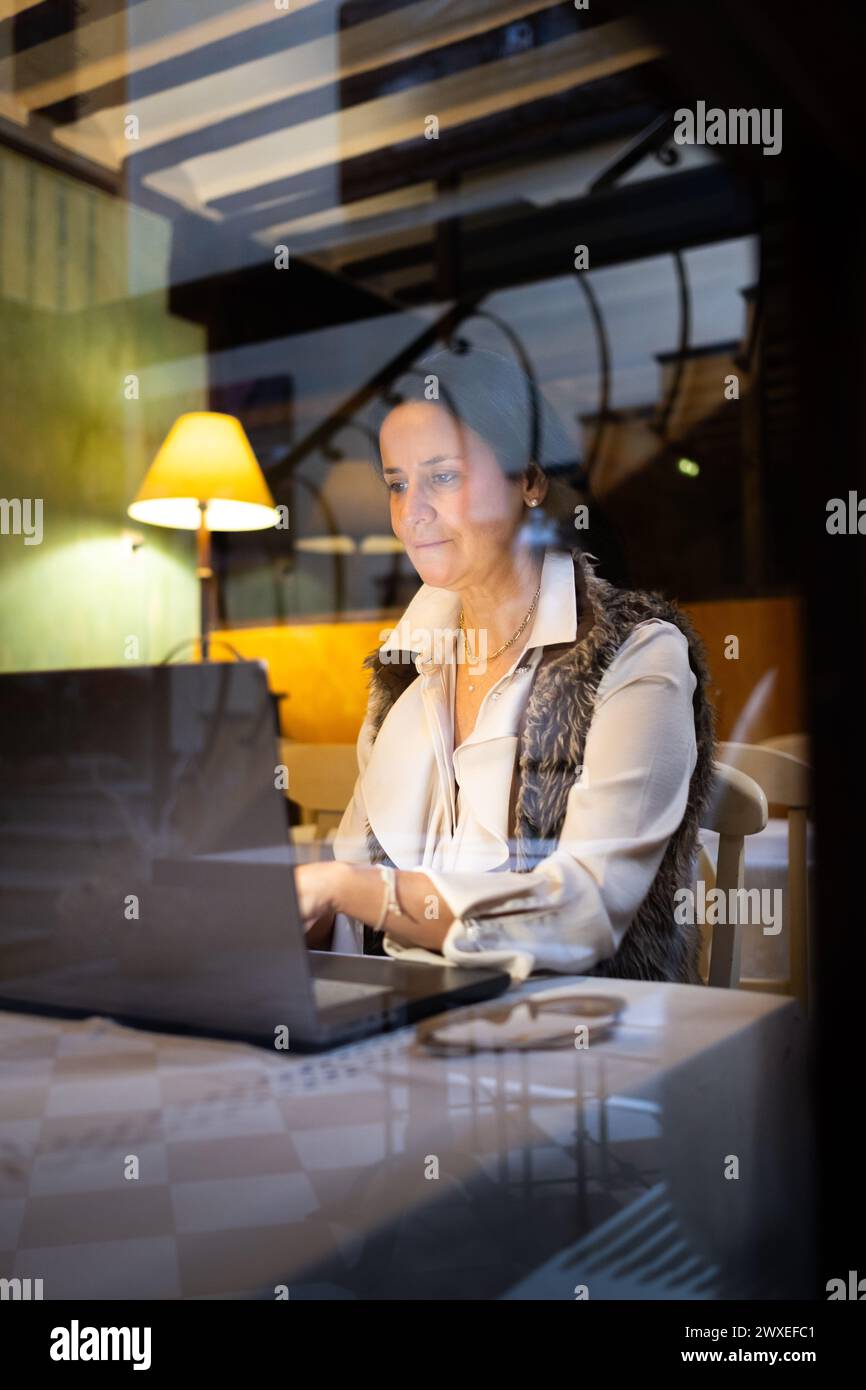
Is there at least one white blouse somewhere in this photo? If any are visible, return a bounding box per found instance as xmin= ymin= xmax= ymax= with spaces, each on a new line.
xmin=331 ymin=548 xmax=697 ymax=980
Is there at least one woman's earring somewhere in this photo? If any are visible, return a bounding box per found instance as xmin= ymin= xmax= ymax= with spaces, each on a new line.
xmin=527 ymin=498 xmax=539 ymax=507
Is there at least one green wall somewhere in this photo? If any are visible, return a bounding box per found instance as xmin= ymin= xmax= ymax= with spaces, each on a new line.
xmin=0 ymin=147 xmax=206 ymax=672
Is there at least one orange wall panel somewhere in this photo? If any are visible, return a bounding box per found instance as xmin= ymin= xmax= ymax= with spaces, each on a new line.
xmin=683 ymin=596 xmax=806 ymax=744
xmin=210 ymin=621 xmax=385 ymax=742
xmin=216 ymin=595 xmax=806 ymax=747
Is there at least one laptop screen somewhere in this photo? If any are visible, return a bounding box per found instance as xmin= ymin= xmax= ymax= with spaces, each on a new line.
xmin=0 ymin=662 xmax=316 ymax=1041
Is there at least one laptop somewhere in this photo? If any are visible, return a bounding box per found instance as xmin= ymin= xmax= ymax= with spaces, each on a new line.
xmin=0 ymin=662 xmax=510 ymax=1051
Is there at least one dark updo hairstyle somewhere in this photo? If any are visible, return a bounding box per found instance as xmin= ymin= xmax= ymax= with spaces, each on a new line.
xmin=369 ymin=343 xmax=585 ymax=552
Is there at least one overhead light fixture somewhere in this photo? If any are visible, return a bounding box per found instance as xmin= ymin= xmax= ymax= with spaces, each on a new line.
xmin=294 ymin=457 xmax=402 ymax=556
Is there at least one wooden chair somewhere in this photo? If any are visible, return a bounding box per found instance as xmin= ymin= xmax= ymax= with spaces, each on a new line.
xmin=760 ymin=732 xmax=810 ymax=763
xmin=697 ymin=761 xmax=768 ymax=989
xmin=278 ymin=741 xmax=358 ymax=842
xmin=714 ymin=741 xmax=812 ymax=1010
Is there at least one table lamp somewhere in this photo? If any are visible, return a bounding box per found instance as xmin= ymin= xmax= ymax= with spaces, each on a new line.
xmin=128 ymin=412 xmax=278 ymax=659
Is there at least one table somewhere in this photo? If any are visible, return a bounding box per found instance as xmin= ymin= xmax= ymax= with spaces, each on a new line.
xmin=0 ymin=977 xmax=814 ymax=1300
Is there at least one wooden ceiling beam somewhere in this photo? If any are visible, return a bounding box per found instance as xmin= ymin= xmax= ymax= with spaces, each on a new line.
xmin=356 ymin=164 xmax=757 ymax=302
xmin=211 ymin=79 xmax=658 ymax=228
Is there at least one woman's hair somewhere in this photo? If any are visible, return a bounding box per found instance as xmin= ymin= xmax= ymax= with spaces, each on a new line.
xmin=368 ymin=343 xmax=583 ymax=547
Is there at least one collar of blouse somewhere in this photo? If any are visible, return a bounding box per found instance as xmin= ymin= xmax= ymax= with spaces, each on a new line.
xmin=378 ymin=546 xmax=579 ymax=676
xmin=362 ymin=549 xmax=581 ymax=868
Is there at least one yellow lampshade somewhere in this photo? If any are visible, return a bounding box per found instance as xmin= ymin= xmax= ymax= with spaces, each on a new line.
xmin=128 ymin=412 xmax=278 ymax=531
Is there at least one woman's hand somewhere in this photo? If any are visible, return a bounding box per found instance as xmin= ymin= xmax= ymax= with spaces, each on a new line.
xmin=294 ymin=860 xmax=347 ymax=932
xmin=294 ymin=860 xmax=453 ymax=953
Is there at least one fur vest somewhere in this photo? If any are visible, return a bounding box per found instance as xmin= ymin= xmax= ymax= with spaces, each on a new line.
xmin=360 ymin=549 xmax=716 ymax=983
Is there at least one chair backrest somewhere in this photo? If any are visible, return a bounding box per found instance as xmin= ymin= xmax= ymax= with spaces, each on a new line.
xmin=716 ymin=740 xmax=811 ymax=1009
xmin=759 ymin=732 xmax=810 ymax=764
xmin=717 ymin=741 xmax=810 ymax=809
xmin=698 ymin=761 xmax=768 ymax=989
xmin=279 ymin=741 xmax=358 ymax=838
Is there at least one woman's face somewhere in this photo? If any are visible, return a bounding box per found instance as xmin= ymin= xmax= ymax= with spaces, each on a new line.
xmin=379 ymin=401 xmax=526 ymax=589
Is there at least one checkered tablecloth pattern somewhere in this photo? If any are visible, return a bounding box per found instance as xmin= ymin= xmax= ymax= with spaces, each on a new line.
xmin=1 ymin=1010 xmax=428 ymax=1298
xmin=0 ymin=980 xmax=807 ymax=1300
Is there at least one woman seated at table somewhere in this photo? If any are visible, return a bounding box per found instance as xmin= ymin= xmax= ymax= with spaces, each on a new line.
xmin=295 ymin=345 xmax=715 ymax=982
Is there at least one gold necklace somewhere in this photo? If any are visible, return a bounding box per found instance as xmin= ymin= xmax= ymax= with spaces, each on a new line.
xmin=459 ymin=579 xmax=542 ymax=692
